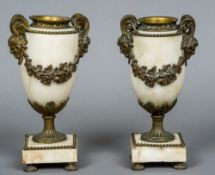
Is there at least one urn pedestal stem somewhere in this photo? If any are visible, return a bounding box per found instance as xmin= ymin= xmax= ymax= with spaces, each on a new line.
xmin=141 ymin=115 xmax=174 ymax=142
xmin=33 ymin=115 xmax=66 ymax=144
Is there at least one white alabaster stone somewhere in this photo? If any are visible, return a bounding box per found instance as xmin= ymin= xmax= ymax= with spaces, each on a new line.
xmin=131 ymin=133 xmax=186 ymax=163
xmin=21 ymin=30 xmax=79 ymax=105
xmin=22 ymin=134 xmax=77 ymax=164
xmin=26 ymin=28 xmax=79 ymax=66
xmin=131 ymin=31 xmax=185 ymax=106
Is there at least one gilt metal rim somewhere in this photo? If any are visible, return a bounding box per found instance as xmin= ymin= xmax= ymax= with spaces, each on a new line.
xmin=137 ymin=16 xmax=178 ymax=32
xmin=139 ymin=16 xmax=178 ymax=25
xmin=30 ymin=15 xmax=71 ymax=29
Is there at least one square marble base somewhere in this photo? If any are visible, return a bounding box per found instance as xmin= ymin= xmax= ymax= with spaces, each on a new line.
xmin=131 ymin=133 xmax=186 ymax=166
xmin=22 ymin=134 xmax=78 ymax=165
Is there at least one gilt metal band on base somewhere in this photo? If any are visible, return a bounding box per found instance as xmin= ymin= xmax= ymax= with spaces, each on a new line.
xmin=131 ymin=132 xmax=185 ymax=147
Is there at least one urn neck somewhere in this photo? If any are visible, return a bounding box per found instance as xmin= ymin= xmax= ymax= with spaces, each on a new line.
xmin=30 ymin=15 xmax=71 ymax=29
xmin=138 ymin=16 xmax=178 ymax=32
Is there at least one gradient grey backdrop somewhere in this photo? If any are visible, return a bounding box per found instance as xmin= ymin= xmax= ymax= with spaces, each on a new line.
xmin=0 ymin=0 xmax=214 ymax=174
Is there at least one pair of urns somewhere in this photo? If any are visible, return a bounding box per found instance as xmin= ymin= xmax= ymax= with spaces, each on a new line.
xmin=8 ymin=13 xmax=198 ymax=171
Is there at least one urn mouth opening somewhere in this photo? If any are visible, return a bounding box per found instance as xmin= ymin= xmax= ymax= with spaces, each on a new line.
xmin=138 ymin=16 xmax=178 ymax=31
xmin=140 ymin=16 xmax=177 ymax=25
xmin=30 ymin=15 xmax=71 ymax=29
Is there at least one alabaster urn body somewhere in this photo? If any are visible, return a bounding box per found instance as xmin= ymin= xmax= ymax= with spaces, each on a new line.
xmin=8 ymin=14 xmax=90 ymax=144
xmin=118 ymin=15 xmax=198 ymax=143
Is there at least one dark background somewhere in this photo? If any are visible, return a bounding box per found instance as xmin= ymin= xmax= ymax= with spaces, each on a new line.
xmin=0 ymin=0 xmax=214 ymax=174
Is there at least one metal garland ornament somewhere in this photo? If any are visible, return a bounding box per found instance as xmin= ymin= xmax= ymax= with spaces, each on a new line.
xmin=24 ymin=58 xmax=77 ymax=86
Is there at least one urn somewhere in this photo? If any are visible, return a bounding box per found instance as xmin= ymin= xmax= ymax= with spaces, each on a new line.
xmin=118 ymin=15 xmax=198 ymax=169
xmin=8 ymin=14 xmax=90 ymax=171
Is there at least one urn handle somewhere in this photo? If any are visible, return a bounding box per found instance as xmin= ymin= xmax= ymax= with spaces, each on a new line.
xmin=178 ymin=15 xmax=198 ymax=66
xmin=117 ymin=15 xmax=138 ymax=64
xmin=8 ymin=14 xmax=29 ymax=65
xmin=178 ymin=15 xmax=196 ymax=36
xmin=120 ymin=15 xmax=138 ymax=35
xmin=10 ymin=14 xmax=29 ymax=36
xmin=71 ymin=13 xmax=90 ymax=63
